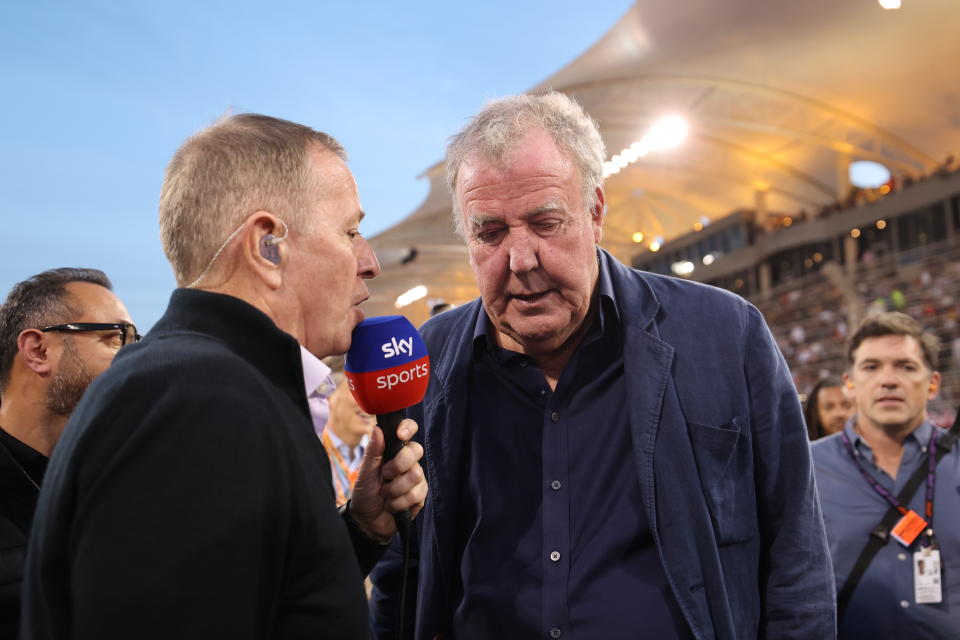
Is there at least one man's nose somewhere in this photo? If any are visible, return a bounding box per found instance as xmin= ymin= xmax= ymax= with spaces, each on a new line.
xmin=357 ymin=236 xmax=380 ymax=279
xmin=507 ymin=231 xmax=539 ymax=274
xmin=879 ymin=366 xmax=900 ymax=387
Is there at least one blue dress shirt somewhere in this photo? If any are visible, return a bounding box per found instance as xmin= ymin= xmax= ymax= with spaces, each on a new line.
xmin=453 ymin=258 xmax=692 ymax=640
xmin=812 ymin=420 xmax=960 ymax=639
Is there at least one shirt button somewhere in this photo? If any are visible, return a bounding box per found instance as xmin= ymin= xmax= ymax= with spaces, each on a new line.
xmin=551 ymin=480 xmax=562 ymax=491
xmin=900 ymin=600 xmax=910 ymax=608
xmin=540 ymin=389 xmax=548 ymax=396
xmin=550 ymin=410 xmax=560 ymax=422
xmin=898 ymin=553 xmax=908 ymax=561
xmin=550 ymin=629 xmax=562 ymax=639
xmin=550 ymin=550 xmax=561 ymax=562
xmin=520 ymin=358 xmax=529 ymax=368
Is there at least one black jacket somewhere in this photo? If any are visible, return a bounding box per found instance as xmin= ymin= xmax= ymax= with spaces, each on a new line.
xmin=22 ymin=289 xmax=384 ymax=639
xmin=0 ymin=433 xmax=42 ymax=637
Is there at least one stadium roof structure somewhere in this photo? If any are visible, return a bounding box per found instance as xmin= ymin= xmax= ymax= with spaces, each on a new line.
xmin=366 ymin=0 xmax=960 ymax=325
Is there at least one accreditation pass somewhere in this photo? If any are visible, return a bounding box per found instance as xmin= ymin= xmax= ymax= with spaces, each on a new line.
xmin=914 ymin=548 xmax=942 ymax=604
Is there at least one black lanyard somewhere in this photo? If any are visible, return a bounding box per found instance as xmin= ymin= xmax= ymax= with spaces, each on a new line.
xmin=840 ymin=428 xmax=938 ymax=547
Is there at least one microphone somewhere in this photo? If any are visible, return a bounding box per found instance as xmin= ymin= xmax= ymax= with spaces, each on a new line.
xmin=346 ymin=315 xmax=428 ymax=637
xmin=345 ymin=315 xmax=430 ymax=527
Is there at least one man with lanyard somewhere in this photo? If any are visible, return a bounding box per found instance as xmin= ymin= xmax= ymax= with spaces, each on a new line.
xmin=300 ymin=361 xmax=372 ymax=507
xmin=322 ymin=379 xmax=375 ymax=504
xmin=813 ymin=311 xmax=960 ymax=638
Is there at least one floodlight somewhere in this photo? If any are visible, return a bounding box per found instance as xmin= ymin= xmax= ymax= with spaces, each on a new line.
xmin=395 ymin=285 xmax=428 ymax=308
xmin=644 ymin=115 xmax=689 ymax=151
xmin=849 ymin=160 xmax=891 ymax=189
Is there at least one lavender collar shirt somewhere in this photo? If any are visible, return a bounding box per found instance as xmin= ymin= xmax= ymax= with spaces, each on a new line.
xmin=300 ymin=345 xmax=336 ymax=437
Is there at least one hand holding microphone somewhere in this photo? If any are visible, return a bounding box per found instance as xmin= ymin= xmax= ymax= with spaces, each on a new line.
xmin=344 ymin=316 xmax=430 ymax=541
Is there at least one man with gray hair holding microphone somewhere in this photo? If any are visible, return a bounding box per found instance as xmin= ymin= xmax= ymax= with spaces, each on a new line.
xmin=23 ymin=114 xmax=428 ymax=639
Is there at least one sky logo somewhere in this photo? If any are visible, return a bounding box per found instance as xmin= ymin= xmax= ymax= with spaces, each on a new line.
xmin=381 ymin=336 xmax=414 ymax=359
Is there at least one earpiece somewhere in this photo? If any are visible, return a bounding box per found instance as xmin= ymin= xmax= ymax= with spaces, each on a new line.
xmin=260 ymin=234 xmax=281 ymax=265
xmin=186 ymin=218 xmax=289 ymax=288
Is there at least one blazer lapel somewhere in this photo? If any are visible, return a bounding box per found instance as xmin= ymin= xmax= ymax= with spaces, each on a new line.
xmin=603 ymin=248 xmax=672 ymax=528
xmin=609 ymin=250 xmax=733 ymax=639
xmin=421 ymin=301 xmax=481 ymax=606
xmin=622 ymin=321 xmax=674 ymax=530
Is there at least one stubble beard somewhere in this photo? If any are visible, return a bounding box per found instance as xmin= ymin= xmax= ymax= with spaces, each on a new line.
xmin=45 ymin=338 xmax=95 ymax=416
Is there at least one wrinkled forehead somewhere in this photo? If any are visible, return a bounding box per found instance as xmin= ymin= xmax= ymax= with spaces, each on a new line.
xmin=456 ymin=129 xmax=578 ymax=194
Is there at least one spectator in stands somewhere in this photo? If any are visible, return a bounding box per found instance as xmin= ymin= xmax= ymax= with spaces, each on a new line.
xmin=0 ymin=268 xmax=133 ymax=637
xmin=812 ymin=312 xmax=959 ymax=639
xmin=323 ymin=379 xmax=376 ymax=505
xmin=804 ymin=376 xmax=853 ymax=439
xmin=934 ymin=154 xmax=954 ymax=178
xmin=370 ymin=91 xmax=835 ymax=640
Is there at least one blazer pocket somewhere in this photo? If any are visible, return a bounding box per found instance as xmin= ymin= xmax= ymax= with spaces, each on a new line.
xmin=687 ymin=417 xmax=757 ymax=545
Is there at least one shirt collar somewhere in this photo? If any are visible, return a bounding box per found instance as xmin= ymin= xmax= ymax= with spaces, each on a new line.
xmin=471 ymin=248 xmax=621 ymax=357
xmin=300 ymin=346 xmax=333 ymax=398
xmin=326 ymin=428 xmax=369 ymax=457
xmin=594 ymin=246 xmax=621 ymax=332
xmin=844 ymin=417 xmax=935 ymax=451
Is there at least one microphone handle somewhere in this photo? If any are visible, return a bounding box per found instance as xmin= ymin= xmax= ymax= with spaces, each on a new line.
xmin=376 ymin=410 xmax=412 ymax=536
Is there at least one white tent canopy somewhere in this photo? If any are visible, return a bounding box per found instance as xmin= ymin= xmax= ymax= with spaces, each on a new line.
xmin=366 ymin=0 xmax=960 ymax=325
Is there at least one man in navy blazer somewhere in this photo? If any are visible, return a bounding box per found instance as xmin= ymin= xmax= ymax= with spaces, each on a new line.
xmin=370 ymin=92 xmax=835 ymax=639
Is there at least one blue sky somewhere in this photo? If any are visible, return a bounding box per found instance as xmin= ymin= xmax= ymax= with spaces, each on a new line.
xmin=0 ymin=1 xmax=632 ymax=330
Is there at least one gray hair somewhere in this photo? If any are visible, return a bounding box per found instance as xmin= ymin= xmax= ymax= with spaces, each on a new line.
xmin=445 ymin=91 xmax=606 ymax=239
xmin=159 ymin=113 xmax=347 ymax=286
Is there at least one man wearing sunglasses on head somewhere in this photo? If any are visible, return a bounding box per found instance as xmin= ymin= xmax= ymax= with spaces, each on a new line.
xmin=0 ymin=267 xmax=134 ymax=638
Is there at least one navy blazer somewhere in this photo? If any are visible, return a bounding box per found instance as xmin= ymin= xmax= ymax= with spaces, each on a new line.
xmin=370 ymin=249 xmax=836 ymax=639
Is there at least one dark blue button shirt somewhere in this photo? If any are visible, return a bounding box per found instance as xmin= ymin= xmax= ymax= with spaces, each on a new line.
xmin=453 ymin=258 xmax=692 ymax=640
xmin=812 ymin=420 xmax=960 ymax=639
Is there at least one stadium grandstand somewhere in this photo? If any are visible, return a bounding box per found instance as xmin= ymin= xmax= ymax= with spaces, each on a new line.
xmin=362 ymin=0 xmax=960 ymax=417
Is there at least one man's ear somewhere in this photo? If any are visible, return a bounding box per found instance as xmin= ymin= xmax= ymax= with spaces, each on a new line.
xmin=927 ymin=371 xmax=941 ymax=401
xmin=591 ymin=186 xmax=606 ymax=244
xmin=241 ymin=213 xmax=286 ymax=290
xmin=843 ymin=371 xmax=854 ymax=393
xmin=17 ymin=329 xmax=54 ymax=376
